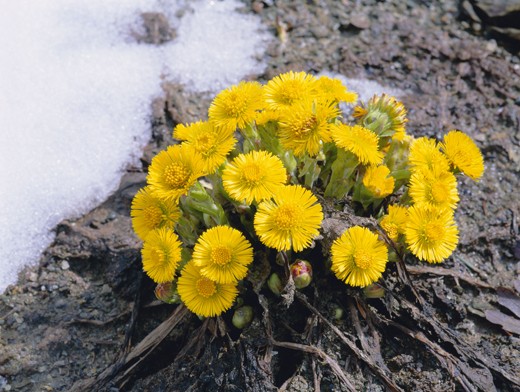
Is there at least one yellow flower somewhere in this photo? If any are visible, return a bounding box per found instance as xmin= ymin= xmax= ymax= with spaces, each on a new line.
xmin=409 ymin=168 xmax=459 ymax=210
xmin=278 ymin=98 xmax=340 ymax=156
xmin=330 ymin=226 xmax=388 ymax=288
xmin=255 ymin=109 xmax=280 ymax=126
xmin=354 ymin=94 xmax=407 ymax=140
xmin=208 ymin=81 xmax=265 ymax=132
xmin=192 ymin=226 xmax=253 ymax=284
xmin=131 ymin=186 xmax=181 ymax=241
xmin=222 ymin=150 xmax=287 ymax=205
xmin=331 ymin=124 xmax=383 ymax=165
xmin=362 ymin=165 xmax=395 ymax=198
xmin=179 ymin=121 xmax=236 ymax=174
xmin=264 ymin=71 xmax=315 ymax=110
xmin=380 ymin=205 xmax=408 ymax=241
xmin=147 ymin=144 xmax=205 ymax=202
xmin=408 ymin=137 xmax=450 ymax=174
xmin=405 ymin=205 xmax=459 ymax=263
xmin=254 ymin=185 xmax=323 ymax=252
xmin=440 ymin=130 xmax=484 ymax=181
xmin=141 ymin=228 xmax=182 ymax=283
xmin=177 ymin=261 xmax=238 ymax=317
xmin=314 ymin=75 xmax=358 ymax=104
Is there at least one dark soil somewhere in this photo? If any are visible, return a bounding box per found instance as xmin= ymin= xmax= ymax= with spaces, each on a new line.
xmin=1 ymin=1 xmax=520 ymax=391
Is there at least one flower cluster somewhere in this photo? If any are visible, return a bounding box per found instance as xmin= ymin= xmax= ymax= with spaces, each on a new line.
xmin=131 ymin=71 xmax=484 ymax=318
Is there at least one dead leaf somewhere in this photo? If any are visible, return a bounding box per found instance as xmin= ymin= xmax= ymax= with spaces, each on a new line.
xmin=497 ymin=287 xmax=520 ymax=319
xmin=485 ymin=309 xmax=520 ymax=335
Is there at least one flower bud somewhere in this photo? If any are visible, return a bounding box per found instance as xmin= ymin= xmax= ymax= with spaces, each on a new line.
xmin=154 ymin=281 xmax=180 ymax=304
xmin=363 ymin=283 xmax=385 ymax=299
xmin=267 ymin=273 xmax=283 ymax=296
xmin=332 ymin=305 xmax=344 ymax=320
xmin=290 ymin=259 xmax=313 ymax=289
xmin=232 ymin=306 xmax=254 ymax=329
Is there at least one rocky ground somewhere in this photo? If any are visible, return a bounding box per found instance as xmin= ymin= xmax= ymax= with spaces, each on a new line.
xmin=1 ymin=0 xmax=520 ymax=391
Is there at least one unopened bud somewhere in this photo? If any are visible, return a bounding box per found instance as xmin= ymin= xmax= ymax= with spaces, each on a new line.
xmin=290 ymin=259 xmax=313 ymax=289
xmin=267 ymin=273 xmax=283 ymax=296
xmin=232 ymin=306 xmax=254 ymax=329
xmin=154 ymin=281 xmax=180 ymax=304
xmin=363 ymin=283 xmax=385 ymax=299
xmin=332 ymin=305 xmax=344 ymax=320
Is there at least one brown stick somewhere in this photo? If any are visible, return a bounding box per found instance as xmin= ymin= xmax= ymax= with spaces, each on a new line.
xmin=406 ymin=265 xmax=493 ymax=289
xmin=271 ymin=340 xmax=357 ymax=392
xmin=295 ymin=292 xmax=403 ymax=392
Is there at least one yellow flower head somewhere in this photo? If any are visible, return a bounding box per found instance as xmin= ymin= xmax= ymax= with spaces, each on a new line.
xmin=405 ymin=205 xmax=459 ymax=263
xmin=208 ymin=81 xmax=265 ymax=132
xmin=440 ymin=130 xmax=484 ymax=181
xmin=362 ymin=165 xmax=395 ymax=198
xmin=314 ymin=75 xmax=358 ymax=104
xmin=131 ymin=186 xmax=181 ymax=241
xmin=222 ymin=150 xmax=287 ymax=205
xmin=330 ymin=226 xmax=388 ymax=288
xmin=178 ymin=121 xmax=236 ymax=174
xmin=255 ymin=109 xmax=281 ymax=126
xmin=264 ymin=71 xmax=315 ymax=110
xmin=254 ymin=185 xmax=323 ymax=252
xmin=380 ymin=205 xmax=408 ymax=241
xmin=408 ymin=137 xmax=450 ymax=174
xmin=278 ymin=98 xmax=340 ymax=156
xmin=331 ymin=124 xmax=384 ymax=165
xmin=354 ymin=94 xmax=407 ymax=140
xmin=192 ymin=226 xmax=253 ymax=284
xmin=177 ymin=261 xmax=238 ymax=317
xmin=409 ymin=168 xmax=459 ymax=210
xmin=147 ymin=144 xmax=205 ymax=202
xmin=141 ymin=228 xmax=182 ymax=283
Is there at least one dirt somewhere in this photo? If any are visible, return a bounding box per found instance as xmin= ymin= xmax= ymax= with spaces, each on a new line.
xmin=1 ymin=0 xmax=520 ymax=391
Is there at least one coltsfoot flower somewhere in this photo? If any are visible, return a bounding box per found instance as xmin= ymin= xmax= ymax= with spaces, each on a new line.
xmin=131 ymin=186 xmax=180 ymax=241
xmin=331 ymin=124 xmax=383 ymax=165
xmin=330 ymin=226 xmax=388 ymax=288
xmin=208 ymin=81 xmax=265 ymax=132
xmin=405 ymin=205 xmax=459 ymax=263
xmin=147 ymin=144 xmax=205 ymax=202
xmin=141 ymin=228 xmax=182 ymax=284
xmin=222 ymin=150 xmax=287 ymax=205
xmin=353 ymin=94 xmax=407 ymax=140
xmin=264 ymin=71 xmax=316 ymax=110
xmin=175 ymin=121 xmax=236 ymax=174
xmin=440 ymin=130 xmax=484 ymax=181
xmin=380 ymin=204 xmax=408 ymax=241
xmin=315 ymin=75 xmax=358 ymax=104
xmin=177 ymin=261 xmax=238 ymax=317
xmin=254 ymin=185 xmax=323 ymax=252
xmin=192 ymin=225 xmax=253 ymax=284
xmin=408 ymin=137 xmax=450 ymax=174
xmin=278 ymin=97 xmax=340 ymax=156
xmin=362 ymin=165 xmax=395 ymax=198
xmin=409 ymin=168 xmax=459 ymax=210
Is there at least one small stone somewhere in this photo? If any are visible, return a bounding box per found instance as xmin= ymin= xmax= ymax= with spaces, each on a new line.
xmin=350 ymin=13 xmax=370 ymax=29
xmin=28 ymin=272 xmax=38 ymax=282
xmin=60 ymin=260 xmax=70 ymax=270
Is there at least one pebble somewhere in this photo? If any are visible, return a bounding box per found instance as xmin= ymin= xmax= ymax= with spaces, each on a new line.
xmin=27 ymin=272 xmax=38 ymax=283
xmin=60 ymin=260 xmax=70 ymax=271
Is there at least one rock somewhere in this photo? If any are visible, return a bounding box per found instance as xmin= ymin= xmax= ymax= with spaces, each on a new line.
xmin=464 ymin=0 xmax=520 ymax=43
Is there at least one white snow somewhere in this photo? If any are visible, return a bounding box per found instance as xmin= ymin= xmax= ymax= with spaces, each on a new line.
xmin=0 ymin=0 xmax=271 ymax=292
